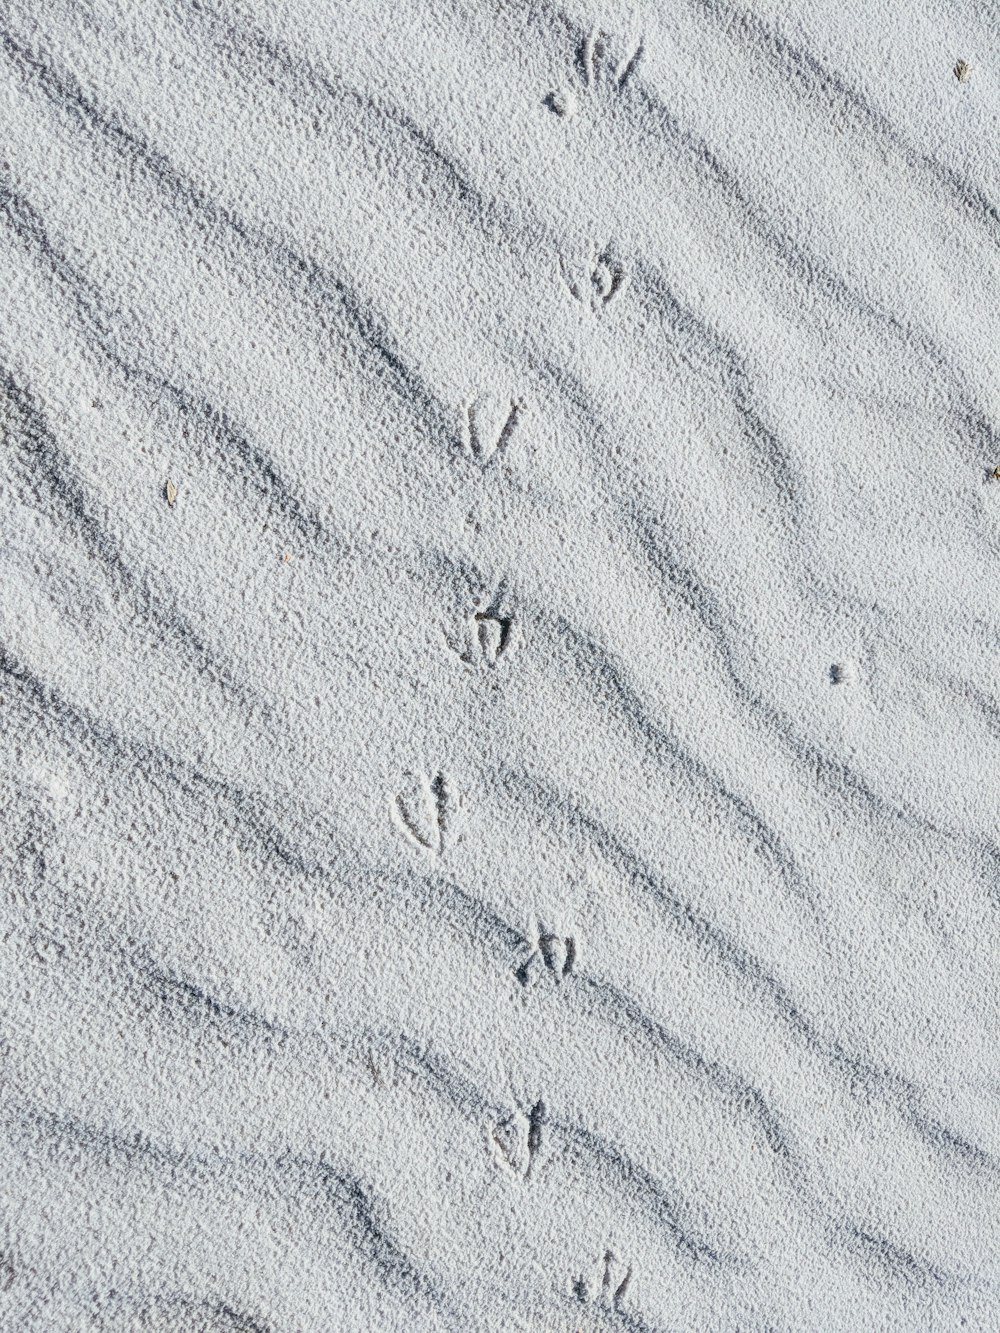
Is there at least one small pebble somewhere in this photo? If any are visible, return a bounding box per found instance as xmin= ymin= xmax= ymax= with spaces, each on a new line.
xmin=164 ymin=479 xmax=178 ymax=507
xmin=545 ymin=88 xmax=578 ymax=119
xmin=955 ymin=59 xmax=971 ymax=83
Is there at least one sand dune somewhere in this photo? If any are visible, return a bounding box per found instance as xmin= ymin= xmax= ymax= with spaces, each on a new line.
xmin=2 ymin=0 xmax=999 ymax=1328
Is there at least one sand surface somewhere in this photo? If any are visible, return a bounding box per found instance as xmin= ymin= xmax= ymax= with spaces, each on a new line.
xmin=2 ymin=0 xmax=1000 ymax=1328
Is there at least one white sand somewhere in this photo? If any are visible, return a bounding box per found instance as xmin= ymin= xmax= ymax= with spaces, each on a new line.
xmin=2 ymin=0 xmax=999 ymax=1328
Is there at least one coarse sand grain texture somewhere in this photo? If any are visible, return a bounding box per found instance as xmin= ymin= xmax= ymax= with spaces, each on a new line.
xmin=1 ymin=0 xmax=1000 ymax=1329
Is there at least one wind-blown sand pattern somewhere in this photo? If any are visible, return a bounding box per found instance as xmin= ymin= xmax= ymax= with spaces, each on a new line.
xmin=2 ymin=0 xmax=999 ymax=1328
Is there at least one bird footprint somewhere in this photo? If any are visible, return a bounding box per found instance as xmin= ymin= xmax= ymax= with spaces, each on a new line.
xmin=392 ymin=771 xmax=462 ymax=855
xmin=574 ymin=1249 xmax=633 ymax=1310
xmin=515 ymin=923 xmax=576 ymax=987
xmin=444 ymin=592 xmax=522 ymax=668
xmin=546 ymin=26 xmax=642 ymax=123
xmin=559 ymin=243 xmax=627 ymax=315
xmin=580 ymin=27 xmax=644 ymax=91
xmin=462 ymin=396 xmax=526 ymax=463
xmin=490 ymin=1099 xmax=546 ymax=1180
